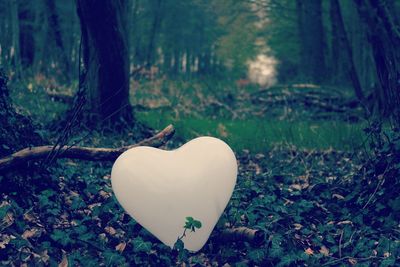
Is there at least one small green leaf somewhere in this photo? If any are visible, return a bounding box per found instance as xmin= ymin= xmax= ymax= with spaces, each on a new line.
xmin=192 ymin=219 xmax=202 ymax=229
xmin=0 ymin=205 xmax=10 ymax=219
xmin=132 ymin=237 xmax=152 ymax=253
xmin=248 ymin=248 xmax=265 ymax=263
xmin=174 ymin=238 xmax=184 ymax=251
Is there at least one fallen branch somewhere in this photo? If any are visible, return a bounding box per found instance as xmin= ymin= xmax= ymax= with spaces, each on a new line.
xmin=220 ymin=227 xmax=265 ymax=245
xmin=46 ymin=90 xmax=74 ymax=103
xmin=0 ymin=124 xmax=175 ymax=172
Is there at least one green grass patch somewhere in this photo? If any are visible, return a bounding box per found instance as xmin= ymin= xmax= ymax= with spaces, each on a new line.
xmin=137 ymin=110 xmax=367 ymax=152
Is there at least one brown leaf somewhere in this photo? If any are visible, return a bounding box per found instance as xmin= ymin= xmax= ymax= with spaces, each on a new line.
xmin=105 ymin=226 xmax=116 ymax=236
xmin=22 ymin=228 xmax=39 ymax=239
xmin=58 ymin=253 xmax=68 ymax=267
xmin=115 ymin=242 xmax=126 ymax=252
xmin=332 ymin=194 xmax=345 ymax=200
xmin=0 ymin=234 xmax=14 ymax=249
xmin=293 ymin=223 xmax=303 ymax=230
xmin=289 ymin=184 xmax=303 ymax=191
xmin=99 ymin=190 xmax=111 ymax=199
xmin=348 ymin=258 xmax=357 ymax=265
xmin=305 ymin=248 xmax=314 ymax=255
xmin=2 ymin=212 xmax=14 ymax=227
xmin=337 ymin=220 xmax=353 ymax=225
xmin=40 ymin=250 xmax=50 ymax=264
xmin=217 ymin=123 xmax=228 ymax=138
xmin=23 ymin=212 xmax=36 ymax=223
xmin=319 ymin=245 xmax=329 ymax=256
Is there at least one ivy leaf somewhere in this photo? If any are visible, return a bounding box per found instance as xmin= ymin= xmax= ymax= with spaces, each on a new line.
xmin=248 ymin=248 xmax=265 ymax=263
xmin=132 ymin=237 xmax=152 ymax=253
xmin=102 ymin=250 xmax=126 ymax=266
xmin=0 ymin=205 xmax=10 ymax=220
xmin=51 ymin=229 xmax=74 ymax=246
xmin=174 ymin=238 xmax=184 ymax=251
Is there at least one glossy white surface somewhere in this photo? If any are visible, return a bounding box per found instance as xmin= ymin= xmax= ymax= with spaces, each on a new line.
xmin=111 ymin=137 xmax=237 ymax=251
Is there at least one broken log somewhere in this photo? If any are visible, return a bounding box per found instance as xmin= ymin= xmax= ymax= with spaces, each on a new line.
xmin=46 ymin=90 xmax=74 ymax=103
xmin=0 ymin=124 xmax=175 ymax=172
xmin=220 ymin=227 xmax=265 ymax=245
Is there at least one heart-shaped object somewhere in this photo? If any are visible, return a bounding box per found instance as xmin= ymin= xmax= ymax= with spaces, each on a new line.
xmin=111 ymin=136 xmax=237 ymax=251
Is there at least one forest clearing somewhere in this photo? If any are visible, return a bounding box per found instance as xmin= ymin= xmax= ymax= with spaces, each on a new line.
xmin=0 ymin=0 xmax=399 ymax=266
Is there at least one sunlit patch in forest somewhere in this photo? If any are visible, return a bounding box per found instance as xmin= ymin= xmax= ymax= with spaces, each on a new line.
xmin=247 ymin=54 xmax=278 ymax=87
xmin=137 ymin=111 xmax=366 ymax=152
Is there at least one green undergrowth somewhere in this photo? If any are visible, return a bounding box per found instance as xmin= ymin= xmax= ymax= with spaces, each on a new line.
xmin=1 ymin=125 xmax=399 ymax=266
xmin=3 ymin=76 xmax=398 ymax=265
xmin=137 ymin=110 xmax=366 ymax=152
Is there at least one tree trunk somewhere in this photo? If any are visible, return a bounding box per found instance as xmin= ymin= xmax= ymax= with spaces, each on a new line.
xmin=354 ymin=0 xmax=400 ymax=122
xmin=76 ymin=0 xmax=133 ymax=123
xmin=45 ymin=0 xmax=70 ymax=81
xmin=146 ymin=0 xmax=163 ymax=67
xmin=331 ymin=0 xmax=365 ymax=100
xmin=10 ymin=0 xmax=21 ymax=78
xmin=296 ymin=0 xmax=327 ymax=83
xmin=18 ymin=0 xmax=35 ymax=68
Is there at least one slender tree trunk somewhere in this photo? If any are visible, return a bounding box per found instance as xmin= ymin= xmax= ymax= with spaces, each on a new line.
xmin=296 ymin=0 xmax=327 ymax=83
xmin=331 ymin=0 xmax=364 ymax=100
xmin=354 ymin=0 xmax=400 ymax=121
xmin=10 ymin=0 xmax=21 ymax=78
xmin=18 ymin=0 xmax=35 ymax=68
xmin=32 ymin=1 xmax=45 ymax=75
xmin=330 ymin=0 xmax=345 ymax=83
xmin=45 ymin=0 xmax=70 ymax=81
xmin=185 ymin=49 xmax=191 ymax=76
xmin=146 ymin=0 xmax=162 ymax=67
xmin=130 ymin=0 xmax=140 ymax=69
xmin=76 ymin=0 xmax=133 ymax=123
xmin=171 ymin=49 xmax=180 ymax=75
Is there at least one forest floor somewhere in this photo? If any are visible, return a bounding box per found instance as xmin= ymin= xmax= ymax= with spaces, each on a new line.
xmin=1 ymin=77 xmax=399 ymax=266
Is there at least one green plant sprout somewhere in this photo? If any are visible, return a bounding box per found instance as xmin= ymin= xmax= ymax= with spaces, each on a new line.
xmin=173 ymin=217 xmax=202 ymax=257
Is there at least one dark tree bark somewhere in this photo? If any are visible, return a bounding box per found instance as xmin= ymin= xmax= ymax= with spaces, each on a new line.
xmin=0 ymin=69 xmax=42 ymax=158
xmin=296 ymin=0 xmax=327 ymax=83
xmin=10 ymin=0 xmax=21 ymax=77
xmin=76 ymin=0 xmax=133 ymax=123
xmin=45 ymin=0 xmax=70 ymax=80
xmin=330 ymin=0 xmax=365 ymax=100
xmin=354 ymin=0 xmax=400 ymax=122
xmin=330 ymin=0 xmax=347 ymax=83
xmin=146 ymin=0 xmax=163 ymax=67
xmin=18 ymin=0 xmax=35 ymax=68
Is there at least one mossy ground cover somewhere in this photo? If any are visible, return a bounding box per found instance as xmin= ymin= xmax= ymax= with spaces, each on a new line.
xmin=1 ymin=77 xmax=399 ymax=266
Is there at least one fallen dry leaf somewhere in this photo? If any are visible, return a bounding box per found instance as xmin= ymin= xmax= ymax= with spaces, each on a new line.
xmin=217 ymin=123 xmax=228 ymax=138
xmin=115 ymin=242 xmax=126 ymax=252
xmin=22 ymin=228 xmax=40 ymax=239
xmin=348 ymin=258 xmax=357 ymax=265
xmin=332 ymin=194 xmax=345 ymax=200
xmin=319 ymin=245 xmax=329 ymax=256
xmin=58 ymin=252 xmax=68 ymax=267
xmin=337 ymin=220 xmax=353 ymax=225
xmin=305 ymin=248 xmax=314 ymax=255
xmin=293 ymin=223 xmax=303 ymax=230
xmin=105 ymin=226 xmax=116 ymax=236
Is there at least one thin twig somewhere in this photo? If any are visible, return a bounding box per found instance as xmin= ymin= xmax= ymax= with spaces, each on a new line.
xmin=338 ymin=229 xmax=344 ymax=259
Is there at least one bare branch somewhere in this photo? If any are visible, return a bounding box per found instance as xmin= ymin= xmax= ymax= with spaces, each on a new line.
xmin=0 ymin=125 xmax=175 ymax=172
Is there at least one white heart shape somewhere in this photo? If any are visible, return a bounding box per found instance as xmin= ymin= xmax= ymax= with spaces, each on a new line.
xmin=111 ymin=136 xmax=237 ymax=251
